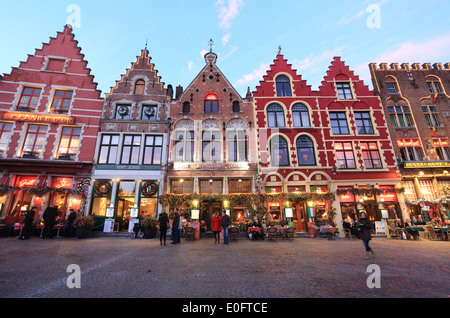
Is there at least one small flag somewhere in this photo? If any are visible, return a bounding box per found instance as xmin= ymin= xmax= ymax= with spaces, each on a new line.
xmin=433 ymin=93 xmax=438 ymax=103
xmin=432 ymin=127 xmax=438 ymax=137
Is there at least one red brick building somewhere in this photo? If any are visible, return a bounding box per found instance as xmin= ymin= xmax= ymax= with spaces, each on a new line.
xmin=253 ymin=53 xmax=404 ymax=234
xmin=165 ymin=50 xmax=257 ymax=229
xmin=370 ymin=62 xmax=450 ymax=224
xmin=0 ymin=25 xmax=103 ymax=224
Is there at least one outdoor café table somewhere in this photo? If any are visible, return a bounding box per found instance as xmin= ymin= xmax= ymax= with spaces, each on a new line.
xmin=249 ymin=227 xmax=260 ymax=232
xmin=321 ymin=226 xmax=336 ymax=240
xmin=403 ymin=226 xmax=424 ymax=240
xmin=434 ymin=227 xmax=449 ymax=241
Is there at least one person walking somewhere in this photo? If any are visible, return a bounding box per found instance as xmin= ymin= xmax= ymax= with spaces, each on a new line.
xmin=211 ymin=211 xmax=222 ymax=244
xmin=42 ymin=205 xmax=57 ymax=239
xmin=19 ymin=207 xmax=36 ymax=240
xmin=358 ymin=211 xmax=375 ymax=260
xmin=171 ymin=208 xmax=181 ymax=244
xmin=66 ymin=209 xmax=77 ymax=238
xmin=158 ymin=209 xmax=170 ymax=245
xmin=221 ymin=209 xmax=231 ymax=245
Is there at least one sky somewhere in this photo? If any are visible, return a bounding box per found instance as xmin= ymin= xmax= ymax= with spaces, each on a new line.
xmin=0 ymin=0 xmax=449 ymax=97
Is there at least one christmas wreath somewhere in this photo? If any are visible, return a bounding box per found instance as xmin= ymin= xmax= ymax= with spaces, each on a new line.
xmin=117 ymin=105 xmax=130 ymax=117
xmin=443 ymin=185 xmax=450 ymax=196
xmin=94 ymin=181 xmax=111 ymax=197
xmin=141 ymin=181 xmax=158 ymax=198
xmin=144 ymin=106 xmax=155 ymax=118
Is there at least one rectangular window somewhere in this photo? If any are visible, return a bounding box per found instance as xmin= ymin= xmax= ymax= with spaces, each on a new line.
xmin=360 ymin=142 xmax=382 ymax=169
xmin=141 ymin=105 xmax=157 ymax=120
xmin=336 ymin=82 xmax=353 ymax=100
xmin=427 ymin=81 xmax=441 ymax=94
xmin=335 ymin=142 xmax=356 ymax=169
xmin=175 ymin=131 xmax=194 ymax=162
xmin=171 ymin=179 xmax=193 ymax=194
xmin=386 ymin=83 xmax=397 ymax=94
xmin=22 ymin=125 xmax=48 ymax=158
xmin=51 ymin=90 xmax=73 ymax=112
xmin=58 ymin=126 xmax=81 ymax=159
xmin=115 ymin=104 xmax=132 ymax=120
xmin=397 ymin=139 xmax=424 ymax=162
xmin=422 ymin=106 xmax=440 ymax=126
xmin=228 ymin=130 xmax=247 ymax=162
xmin=199 ymin=179 xmax=223 ymax=194
xmin=330 ymin=112 xmax=350 ymax=135
xmin=0 ymin=122 xmax=13 ymax=153
xmin=143 ymin=135 xmax=163 ymax=165
xmin=18 ymin=87 xmax=42 ymax=110
xmin=202 ymin=131 xmax=221 ymax=162
xmin=228 ymin=179 xmax=252 ymax=194
xmin=121 ymin=135 xmax=141 ymax=165
xmin=98 ymin=134 xmax=120 ymax=164
xmin=355 ymin=112 xmax=374 ymax=134
xmin=433 ymin=139 xmax=450 ymax=160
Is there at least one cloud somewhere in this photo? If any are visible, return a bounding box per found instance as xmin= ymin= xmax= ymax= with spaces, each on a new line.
xmin=222 ymin=33 xmax=231 ymax=46
xmin=200 ymin=49 xmax=209 ymax=59
xmin=235 ymin=63 xmax=269 ymax=87
xmin=292 ymin=46 xmax=346 ymax=72
xmin=222 ymin=46 xmax=238 ymax=60
xmin=216 ymin=0 xmax=244 ymax=30
xmin=188 ymin=61 xmax=195 ymax=71
xmin=337 ymin=0 xmax=389 ymax=26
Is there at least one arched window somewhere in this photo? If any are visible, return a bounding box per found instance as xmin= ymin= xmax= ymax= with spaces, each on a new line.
xmin=182 ymin=102 xmax=190 ymax=114
xmin=267 ymin=104 xmax=286 ymax=128
xmin=270 ymin=136 xmax=290 ymax=167
xmin=232 ymin=101 xmax=240 ymax=113
xmin=296 ymin=136 xmax=316 ymax=166
xmin=134 ymin=80 xmax=145 ymax=95
xmin=276 ymin=75 xmax=292 ymax=97
xmin=204 ymin=93 xmax=219 ymax=113
xmin=292 ymin=104 xmax=311 ymax=127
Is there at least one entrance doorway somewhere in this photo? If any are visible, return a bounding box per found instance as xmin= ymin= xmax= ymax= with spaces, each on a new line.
xmin=292 ymin=202 xmax=308 ymax=232
xmin=116 ymin=197 xmax=135 ymax=231
xmin=200 ymin=201 xmax=222 ymax=231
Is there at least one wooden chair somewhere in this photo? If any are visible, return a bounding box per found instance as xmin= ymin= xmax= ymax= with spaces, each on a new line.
xmin=427 ymin=226 xmax=443 ymax=240
xmin=267 ymin=227 xmax=277 ymax=241
xmin=229 ymin=226 xmax=240 ymax=241
xmin=343 ymin=228 xmax=353 ymax=239
xmin=285 ymin=227 xmax=295 ymax=241
xmin=388 ymin=224 xmax=400 ymax=239
xmin=184 ymin=227 xmax=196 ymax=241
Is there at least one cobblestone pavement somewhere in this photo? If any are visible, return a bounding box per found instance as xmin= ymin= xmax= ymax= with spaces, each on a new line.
xmin=0 ymin=235 xmax=448 ymax=298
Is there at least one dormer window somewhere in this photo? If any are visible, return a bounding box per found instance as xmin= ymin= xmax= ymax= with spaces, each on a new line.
xmin=204 ymin=93 xmax=219 ymax=113
xmin=275 ymin=75 xmax=292 ymax=97
xmin=134 ymin=80 xmax=145 ymax=95
xmin=336 ymin=82 xmax=353 ymax=100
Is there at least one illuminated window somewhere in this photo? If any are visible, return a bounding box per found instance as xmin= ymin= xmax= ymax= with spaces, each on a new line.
xmin=433 ymin=139 xmax=450 ymax=161
xmin=98 ymin=134 xmax=120 ymax=164
xmin=51 ymin=90 xmax=73 ymax=113
xmin=121 ymin=135 xmax=141 ymax=165
xmin=204 ymin=93 xmax=219 ymax=113
xmin=397 ymin=139 xmax=424 ymax=162
xmin=143 ymin=135 xmax=163 ymax=165
xmin=18 ymin=87 xmax=42 ymax=110
xmin=58 ymin=127 xmax=81 ymax=159
xmin=275 ymin=75 xmax=292 ymax=97
xmin=335 ymin=142 xmax=355 ymax=169
xmin=0 ymin=122 xmax=13 ymax=153
xmin=360 ymin=142 xmax=382 ymax=169
xmin=22 ymin=125 xmax=48 ymax=158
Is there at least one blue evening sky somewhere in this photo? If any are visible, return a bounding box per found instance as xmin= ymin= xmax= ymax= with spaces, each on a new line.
xmin=0 ymin=0 xmax=449 ymax=97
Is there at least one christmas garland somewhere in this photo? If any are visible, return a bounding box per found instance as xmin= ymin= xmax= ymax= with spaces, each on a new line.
xmin=0 ymin=184 xmax=83 ymax=195
xmin=141 ymin=181 xmax=158 ymax=198
xmin=406 ymin=196 xmax=450 ymax=205
xmin=336 ymin=187 xmax=405 ymax=197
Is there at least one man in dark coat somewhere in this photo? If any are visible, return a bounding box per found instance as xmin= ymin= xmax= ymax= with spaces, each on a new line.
xmin=66 ymin=209 xmax=77 ymax=237
xmin=158 ymin=209 xmax=169 ymax=245
xmin=43 ymin=205 xmax=57 ymax=239
xmin=221 ymin=209 xmax=231 ymax=245
xmin=19 ymin=207 xmax=36 ymax=240
xmin=171 ymin=208 xmax=181 ymax=244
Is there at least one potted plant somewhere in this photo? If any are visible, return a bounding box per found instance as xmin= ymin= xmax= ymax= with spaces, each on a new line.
xmin=141 ymin=215 xmax=158 ymax=239
xmin=73 ymin=216 xmax=94 ymax=239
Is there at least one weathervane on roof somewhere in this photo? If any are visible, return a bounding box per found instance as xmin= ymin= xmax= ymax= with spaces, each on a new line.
xmin=209 ymin=39 xmax=214 ymax=52
xmin=278 ymin=46 xmax=282 ymax=55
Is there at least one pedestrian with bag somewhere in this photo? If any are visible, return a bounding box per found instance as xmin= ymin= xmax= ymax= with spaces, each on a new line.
xmin=211 ymin=210 xmax=222 ymax=244
xmin=171 ymin=208 xmax=181 ymax=244
xmin=221 ymin=209 xmax=230 ymax=245
xmin=159 ymin=208 xmax=170 ymax=245
xmin=358 ymin=211 xmax=375 ymax=260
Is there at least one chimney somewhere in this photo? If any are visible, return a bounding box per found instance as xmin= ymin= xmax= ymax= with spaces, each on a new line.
xmin=167 ymin=84 xmax=174 ymax=100
xmin=175 ymin=85 xmax=184 ymax=100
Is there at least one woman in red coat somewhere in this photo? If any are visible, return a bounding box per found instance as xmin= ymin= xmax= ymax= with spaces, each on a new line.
xmin=211 ymin=211 xmax=222 ymax=244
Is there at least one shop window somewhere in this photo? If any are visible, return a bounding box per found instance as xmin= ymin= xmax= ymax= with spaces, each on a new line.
xmin=98 ymin=134 xmax=120 ymax=164
xmin=403 ymin=181 xmax=417 ymax=202
xmin=21 ymin=124 xmax=48 ymax=158
xmin=175 ymin=130 xmax=194 ymax=162
xmin=275 ymin=75 xmax=292 ymax=97
xmin=90 ymin=180 xmax=112 ymax=217
xmin=336 ymin=82 xmax=353 ymax=100
xmin=57 ymin=126 xmax=81 ymax=160
xmin=115 ymin=104 xmax=132 ymax=120
xmin=310 ymin=185 xmax=328 ymax=193
xmin=360 ymin=142 xmax=382 ymax=169
xmin=171 ymin=179 xmax=193 ymax=194
xmin=433 ymin=139 xmax=450 ymax=160
xmin=200 ymin=179 xmax=223 ymax=194
xmin=141 ymin=105 xmax=157 ymax=120
xmin=51 ymin=90 xmax=73 ymax=113
xmin=267 ymin=104 xmax=286 ymax=128
xmin=397 ymin=139 xmax=424 ymax=162
xmin=335 ymin=142 xmax=355 ymax=169
xmin=121 ymin=135 xmax=141 ymax=165
xmin=355 ymin=112 xmax=374 ymax=134
xmin=292 ymin=104 xmax=310 ymax=128
xmin=202 ymin=130 xmax=221 ymax=162
xmin=266 ymin=187 xmax=282 ymax=194
xmin=330 ymin=112 xmax=349 ymax=135
xmin=418 ymin=180 xmax=437 ymax=200
xmin=270 ymin=136 xmax=290 ymax=167
xmin=134 ymin=80 xmax=145 ymax=95
xmin=143 ymin=135 xmax=163 ymax=165
xmin=0 ymin=122 xmax=13 ymax=154
xmin=18 ymin=87 xmax=42 ymax=111
xmin=287 ymin=186 xmax=306 ymax=193
xmin=296 ymin=135 xmax=316 ymax=166
xmin=204 ymin=93 xmax=219 ymax=113
xmin=228 ymin=130 xmax=247 ymax=162
xmin=229 ymin=179 xmax=252 ymax=194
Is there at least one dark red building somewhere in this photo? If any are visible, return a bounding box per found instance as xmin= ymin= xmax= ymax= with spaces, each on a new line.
xmin=0 ymin=25 xmax=103 ymax=225
xmin=253 ymin=53 xmax=404 ymax=234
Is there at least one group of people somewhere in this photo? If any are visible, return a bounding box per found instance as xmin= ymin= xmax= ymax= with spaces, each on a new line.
xmin=157 ymin=208 xmax=231 ymax=245
xmin=18 ymin=206 xmax=78 ymax=240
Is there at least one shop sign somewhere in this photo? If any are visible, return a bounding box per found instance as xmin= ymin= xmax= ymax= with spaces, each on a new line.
xmin=404 ymin=162 xmax=450 ymax=168
xmin=52 ymin=177 xmax=73 ymax=189
xmin=375 ymin=221 xmax=386 ymax=236
xmin=15 ymin=176 xmax=37 ymax=188
xmin=173 ymin=162 xmax=251 ymax=171
xmin=1 ymin=112 xmax=75 ymax=125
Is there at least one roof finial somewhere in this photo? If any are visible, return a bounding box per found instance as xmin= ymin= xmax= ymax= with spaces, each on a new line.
xmin=145 ymin=39 xmax=148 ymax=51
xmin=209 ymin=39 xmax=214 ymax=52
xmin=278 ymin=45 xmax=282 ymax=55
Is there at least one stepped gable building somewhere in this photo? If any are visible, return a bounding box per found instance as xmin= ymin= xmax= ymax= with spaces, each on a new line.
xmin=253 ymin=53 xmax=404 ymax=234
xmin=165 ymin=49 xmax=257 ymax=229
xmin=0 ymin=25 xmax=103 ymax=224
xmin=370 ymin=62 xmax=450 ymax=224
xmin=89 ymin=48 xmax=171 ymax=232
